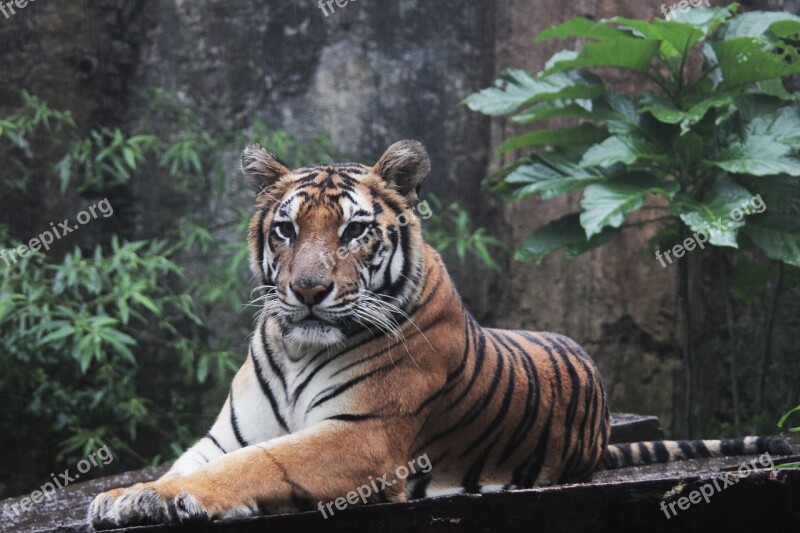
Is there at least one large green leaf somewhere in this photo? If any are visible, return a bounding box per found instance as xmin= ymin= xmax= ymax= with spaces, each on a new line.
xmin=722 ymin=11 xmax=800 ymax=40
xmin=742 ymin=214 xmax=800 ymax=267
xmin=534 ymin=17 xmax=631 ymax=43
xmin=709 ymin=134 xmax=800 ymax=176
xmin=735 ymin=174 xmax=800 ymax=211
xmin=592 ymin=93 xmax=645 ymax=135
xmin=755 ymin=78 xmax=792 ymax=100
xmin=714 ymin=37 xmax=800 ymax=89
xmin=535 ymin=9 xmax=734 ymax=47
xmin=769 ymin=19 xmax=800 ymax=39
xmin=542 ymin=37 xmax=661 ymax=75
xmin=580 ymin=175 xmax=677 ymax=238
xmin=641 ymin=92 xmax=735 ymax=131
xmin=675 ymin=132 xmax=705 ymax=171
xmin=463 ymin=68 xmax=603 ymax=116
xmin=496 ymin=123 xmax=607 ymax=155
xmin=511 ymin=100 xmax=593 ymax=125
xmin=611 ymin=17 xmax=704 ymax=59
xmin=743 ymin=104 xmax=800 ymax=148
xmin=671 ymin=179 xmax=756 ymax=247
xmin=666 ymin=5 xmax=737 ymax=35
xmin=580 ymin=135 xmax=664 ymax=168
xmin=494 ymin=154 xmax=606 ymax=200
xmin=515 ymin=213 xmax=617 ymax=261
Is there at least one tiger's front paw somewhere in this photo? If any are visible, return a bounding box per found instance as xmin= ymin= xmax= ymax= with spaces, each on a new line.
xmin=88 ymin=481 xmax=210 ymax=529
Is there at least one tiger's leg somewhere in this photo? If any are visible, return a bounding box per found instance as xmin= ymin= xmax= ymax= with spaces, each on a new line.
xmin=89 ymin=420 xmax=408 ymax=528
xmin=89 ymin=352 xmax=290 ymax=526
xmin=164 ymin=352 xmax=289 ymax=478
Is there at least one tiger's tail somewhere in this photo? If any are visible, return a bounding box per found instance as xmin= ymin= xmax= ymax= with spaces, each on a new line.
xmin=599 ymin=436 xmax=794 ymax=469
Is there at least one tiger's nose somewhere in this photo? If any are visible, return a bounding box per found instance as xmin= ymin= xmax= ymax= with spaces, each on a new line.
xmin=290 ymin=281 xmax=333 ymax=306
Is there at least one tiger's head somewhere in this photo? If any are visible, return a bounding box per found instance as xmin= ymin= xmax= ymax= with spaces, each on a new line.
xmin=242 ymin=141 xmax=432 ymax=348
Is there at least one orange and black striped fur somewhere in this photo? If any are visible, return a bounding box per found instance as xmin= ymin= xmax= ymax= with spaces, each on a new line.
xmin=89 ymin=141 xmax=792 ymax=527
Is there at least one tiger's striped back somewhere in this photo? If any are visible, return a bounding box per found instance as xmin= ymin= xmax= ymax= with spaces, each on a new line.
xmin=406 ymin=316 xmax=611 ymax=495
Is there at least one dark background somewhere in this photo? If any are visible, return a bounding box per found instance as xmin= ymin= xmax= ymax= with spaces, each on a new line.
xmin=0 ymin=0 xmax=798 ymax=500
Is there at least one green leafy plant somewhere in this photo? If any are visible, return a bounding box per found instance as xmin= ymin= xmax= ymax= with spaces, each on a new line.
xmin=776 ymin=405 xmax=800 ymax=468
xmin=422 ymin=195 xmax=505 ymax=272
xmin=778 ymin=405 xmax=800 ymax=433
xmin=0 ymin=234 xmax=211 ymax=491
xmin=466 ymin=5 xmax=800 ymax=436
xmin=57 ymin=127 xmax=158 ymax=193
xmin=466 ymin=6 xmax=800 ymax=263
xmin=0 ymin=89 xmax=339 ymax=498
xmin=0 ymin=91 xmax=76 ymax=191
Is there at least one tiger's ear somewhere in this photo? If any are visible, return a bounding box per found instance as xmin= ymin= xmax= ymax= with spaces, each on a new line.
xmin=241 ymin=143 xmax=291 ymax=196
xmin=373 ymin=140 xmax=431 ymax=204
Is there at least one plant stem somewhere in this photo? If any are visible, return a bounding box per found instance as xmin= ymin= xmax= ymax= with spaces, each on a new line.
xmin=722 ymin=265 xmax=741 ymax=434
xmin=677 ymin=226 xmax=695 ymax=438
xmin=674 ymin=34 xmax=695 ymax=102
xmin=643 ymin=71 xmax=674 ymax=103
xmin=755 ymin=261 xmax=784 ymax=421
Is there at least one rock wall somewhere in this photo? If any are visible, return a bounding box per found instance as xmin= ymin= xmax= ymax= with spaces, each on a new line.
xmin=2 ymin=0 xmax=793 ymax=437
xmin=128 ymin=0 xmax=498 ymax=309
xmin=488 ymin=0 xmax=683 ymax=432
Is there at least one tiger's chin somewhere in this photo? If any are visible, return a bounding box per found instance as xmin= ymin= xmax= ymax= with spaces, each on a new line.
xmin=285 ymin=320 xmax=346 ymax=347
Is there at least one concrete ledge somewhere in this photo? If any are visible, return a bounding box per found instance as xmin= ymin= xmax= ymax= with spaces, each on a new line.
xmin=608 ymin=412 xmax=665 ymax=444
xmin=1 ymin=415 xmax=796 ymax=533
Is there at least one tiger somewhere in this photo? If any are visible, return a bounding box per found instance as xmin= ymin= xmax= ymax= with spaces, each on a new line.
xmin=88 ymin=140 xmax=793 ymax=528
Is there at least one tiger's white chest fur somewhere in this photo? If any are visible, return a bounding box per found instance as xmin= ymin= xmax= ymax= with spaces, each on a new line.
xmin=256 ymin=317 xmax=373 ymax=432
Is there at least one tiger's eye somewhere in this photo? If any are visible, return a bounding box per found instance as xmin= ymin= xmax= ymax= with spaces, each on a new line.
xmin=275 ymin=221 xmax=295 ymax=240
xmin=344 ymin=222 xmax=367 ymax=240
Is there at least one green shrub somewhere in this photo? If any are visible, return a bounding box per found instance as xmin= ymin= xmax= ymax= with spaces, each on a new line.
xmin=777 ymin=405 xmax=800 ymax=468
xmin=0 ymin=88 xmax=495 ymax=497
xmin=466 ymin=6 xmax=800 ymax=436
xmin=0 ymin=90 xmax=337 ymax=497
xmin=466 ymin=6 xmax=800 ymax=264
xmin=423 ymin=195 xmax=504 ymax=272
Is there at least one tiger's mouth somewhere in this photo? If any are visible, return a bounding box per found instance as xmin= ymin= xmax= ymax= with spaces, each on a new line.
xmin=290 ymin=309 xmax=337 ymax=326
xmin=294 ymin=314 xmax=330 ymax=327
xmin=285 ymin=313 xmax=347 ymax=347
